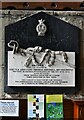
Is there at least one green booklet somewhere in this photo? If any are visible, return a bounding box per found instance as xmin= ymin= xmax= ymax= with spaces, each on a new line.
xmin=46 ymin=95 xmax=63 ymax=120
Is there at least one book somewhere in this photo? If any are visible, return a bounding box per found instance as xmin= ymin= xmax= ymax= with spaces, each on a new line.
xmin=46 ymin=95 xmax=63 ymax=119
xmin=27 ymin=94 xmax=44 ymax=119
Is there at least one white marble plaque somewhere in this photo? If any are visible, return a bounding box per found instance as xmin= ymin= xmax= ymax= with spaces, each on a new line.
xmin=8 ymin=51 xmax=75 ymax=87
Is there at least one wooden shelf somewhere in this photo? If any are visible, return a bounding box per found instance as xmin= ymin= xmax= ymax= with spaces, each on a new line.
xmin=72 ymin=99 xmax=84 ymax=119
xmin=1 ymin=99 xmax=74 ymax=119
xmin=1 ymin=2 xmax=84 ymax=10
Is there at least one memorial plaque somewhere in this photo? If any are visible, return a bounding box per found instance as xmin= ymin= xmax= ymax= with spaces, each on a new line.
xmin=5 ymin=12 xmax=80 ymax=93
xmin=8 ymin=48 xmax=75 ymax=86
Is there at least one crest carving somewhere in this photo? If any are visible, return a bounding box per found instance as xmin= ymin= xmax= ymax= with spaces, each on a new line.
xmin=36 ymin=19 xmax=47 ymax=36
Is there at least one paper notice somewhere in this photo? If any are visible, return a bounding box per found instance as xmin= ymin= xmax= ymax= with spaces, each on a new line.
xmin=0 ymin=100 xmax=19 ymax=116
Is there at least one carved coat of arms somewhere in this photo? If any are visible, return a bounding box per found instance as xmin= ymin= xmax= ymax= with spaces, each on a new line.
xmin=36 ymin=19 xmax=47 ymax=36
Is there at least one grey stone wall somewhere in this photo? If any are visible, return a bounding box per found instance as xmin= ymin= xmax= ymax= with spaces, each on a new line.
xmin=0 ymin=10 xmax=84 ymax=99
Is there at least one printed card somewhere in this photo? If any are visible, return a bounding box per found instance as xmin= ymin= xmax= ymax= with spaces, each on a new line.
xmin=0 ymin=100 xmax=19 ymax=117
xmin=46 ymin=95 xmax=63 ymax=119
xmin=27 ymin=94 xmax=44 ymax=119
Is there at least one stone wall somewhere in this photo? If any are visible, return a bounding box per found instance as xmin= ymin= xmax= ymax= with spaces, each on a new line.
xmin=0 ymin=10 xmax=84 ymax=98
